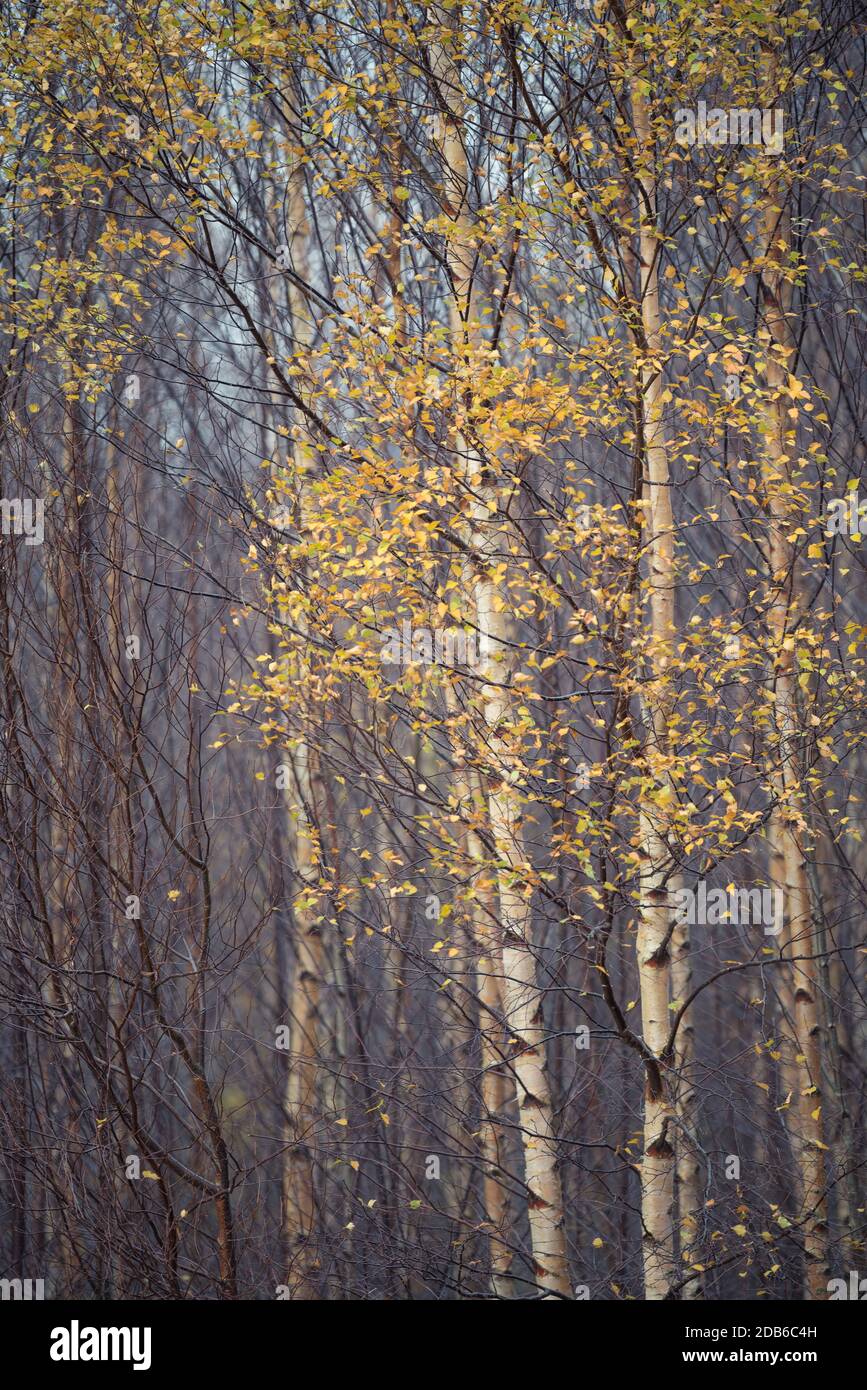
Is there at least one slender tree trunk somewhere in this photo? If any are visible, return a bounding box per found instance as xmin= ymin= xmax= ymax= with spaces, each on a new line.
xmin=630 ymin=36 xmax=677 ymax=1301
xmin=446 ymin=719 xmax=515 ymax=1296
xmin=758 ymin=48 xmax=828 ymax=1296
xmin=431 ymin=8 xmax=570 ymax=1297
xmin=672 ymin=912 xmax=702 ymax=1297
xmin=472 ymin=563 xmax=571 ymax=1297
xmin=282 ymin=742 xmax=325 ymax=1297
xmin=273 ymin=148 xmax=327 ymax=1299
xmin=805 ymin=835 xmax=857 ymax=1269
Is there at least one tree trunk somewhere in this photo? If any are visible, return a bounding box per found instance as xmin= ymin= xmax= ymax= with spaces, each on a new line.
xmin=630 ymin=33 xmax=677 ymax=1302
xmin=431 ymin=7 xmax=570 ymax=1298
xmin=274 ymin=150 xmax=327 ymax=1300
xmin=758 ymin=46 xmax=828 ymax=1296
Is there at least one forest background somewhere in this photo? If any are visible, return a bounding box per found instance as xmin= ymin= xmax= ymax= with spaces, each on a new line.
xmin=0 ymin=0 xmax=865 ymax=1301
